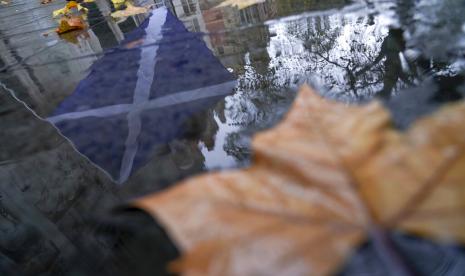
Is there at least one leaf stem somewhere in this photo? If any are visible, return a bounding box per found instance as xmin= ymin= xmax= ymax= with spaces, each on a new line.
xmin=368 ymin=226 xmax=416 ymax=276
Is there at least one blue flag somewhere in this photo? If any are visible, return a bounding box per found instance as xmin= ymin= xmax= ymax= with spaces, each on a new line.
xmin=47 ymin=7 xmax=236 ymax=183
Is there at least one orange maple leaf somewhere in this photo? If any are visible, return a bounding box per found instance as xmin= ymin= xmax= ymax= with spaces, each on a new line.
xmin=135 ymin=84 xmax=465 ymax=275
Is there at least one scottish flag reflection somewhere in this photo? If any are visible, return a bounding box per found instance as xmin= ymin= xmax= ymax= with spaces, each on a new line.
xmin=47 ymin=8 xmax=236 ymax=183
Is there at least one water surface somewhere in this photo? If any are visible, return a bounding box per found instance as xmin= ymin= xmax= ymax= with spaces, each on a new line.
xmin=0 ymin=0 xmax=464 ymax=275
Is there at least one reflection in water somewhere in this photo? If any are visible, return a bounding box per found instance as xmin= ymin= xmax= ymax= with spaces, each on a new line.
xmin=1 ymin=0 xmax=465 ymax=275
xmin=47 ymin=7 xmax=236 ymax=183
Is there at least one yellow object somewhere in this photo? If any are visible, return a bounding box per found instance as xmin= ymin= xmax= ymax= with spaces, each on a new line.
xmin=52 ymin=2 xmax=88 ymax=18
xmin=56 ymin=16 xmax=86 ymax=34
xmin=112 ymin=0 xmax=127 ymax=9
xmin=111 ymin=3 xmax=149 ymax=19
xmin=66 ymin=1 xmax=78 ymax=9
xmin=217 ymin=0 xmax=266 ymax=10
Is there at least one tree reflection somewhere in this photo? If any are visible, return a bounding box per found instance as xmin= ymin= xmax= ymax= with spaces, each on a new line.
xmin=199 ymin=0 xmax=464 ymax=162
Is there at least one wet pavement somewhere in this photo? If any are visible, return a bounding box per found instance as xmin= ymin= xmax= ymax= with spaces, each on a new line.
xmin=1 ymin=0 xmax=465 ymax=275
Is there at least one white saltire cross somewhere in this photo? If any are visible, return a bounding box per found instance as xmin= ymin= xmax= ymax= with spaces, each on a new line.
xmin=47 ymin=8 xmax=236 ymax=183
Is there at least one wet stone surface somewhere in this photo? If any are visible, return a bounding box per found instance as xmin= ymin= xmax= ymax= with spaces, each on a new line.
xmin=0 ymin=0 xmax=465 ymax=275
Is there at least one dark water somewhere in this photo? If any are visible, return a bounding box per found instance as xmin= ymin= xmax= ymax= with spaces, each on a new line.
xmin=0 ymin=0 xmax=464 ymax=275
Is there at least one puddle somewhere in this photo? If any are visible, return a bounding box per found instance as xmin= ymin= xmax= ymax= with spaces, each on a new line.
xmin=0 ymin=0 xmax=464 ymax=274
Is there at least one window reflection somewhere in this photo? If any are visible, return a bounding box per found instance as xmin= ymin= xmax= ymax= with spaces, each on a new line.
xmin=180 ymin=0 xmax=197 ymax=15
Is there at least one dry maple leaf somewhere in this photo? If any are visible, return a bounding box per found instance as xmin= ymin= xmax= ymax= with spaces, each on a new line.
xmin=52 ymin=1 xmax=89 ymax=18
xmin=56 ymin=15 xmax=86 ymax=34
xmin=134 ymin=84 xmax=465 ymax=275
xmin=111 ymin=3 xmax=150 ymax=19
xmin=216 ymin=0 xmax=266 ymax=10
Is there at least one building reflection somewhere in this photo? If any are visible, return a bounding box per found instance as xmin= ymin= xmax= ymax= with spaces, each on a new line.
xmin=198 ymin=0 xmax=276 ymax=73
